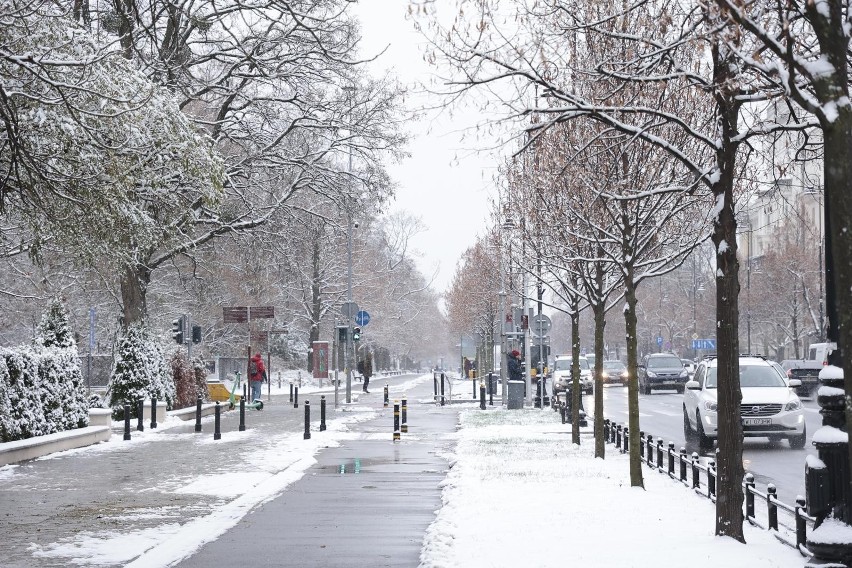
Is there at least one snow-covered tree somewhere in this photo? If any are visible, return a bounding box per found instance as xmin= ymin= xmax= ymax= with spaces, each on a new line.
xmin=107 ymin=324 xmax=175 ymax=418
xmin=0 ymin=0 xmax=224 ymax=269
xmin=35 ymin=298 xmax=74 ymax=349
xmin=34 ymin=299 xmax=89 ymax=430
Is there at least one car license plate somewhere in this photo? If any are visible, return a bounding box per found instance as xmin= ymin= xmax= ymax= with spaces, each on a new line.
xmin=743 ymin=418 xmax=771 ymax=426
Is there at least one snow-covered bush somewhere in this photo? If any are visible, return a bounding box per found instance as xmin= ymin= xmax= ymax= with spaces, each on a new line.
xmin=108 ymin=324 xmax=175 ymax=418
xmin=170 ymin=351 xmax=210 ymax=409
xmin=0 ymin=349 xmax=45 ymax=441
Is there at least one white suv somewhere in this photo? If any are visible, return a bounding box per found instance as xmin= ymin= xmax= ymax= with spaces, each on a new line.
xmin=551 ymin=355 xmax=593 ymax=395
xmin=682 ymin=356 xmax=805 ymax=450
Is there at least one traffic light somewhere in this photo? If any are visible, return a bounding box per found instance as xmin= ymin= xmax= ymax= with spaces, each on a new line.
xmin=338 ymin=326 xmax=347 ymax=341
xmin=171 ymin=317 xmax=184 ymax=345
xmin=191 ymin=324 xmax=202 ymax=344
xmin=352 ymin=326 xmax=361 ymax=341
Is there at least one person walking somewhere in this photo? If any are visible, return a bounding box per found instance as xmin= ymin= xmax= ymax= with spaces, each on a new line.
xmin=249 ymin=352 xmax=265 ymax=402
xmin=362 ymin=352 xmax=373 ymax=393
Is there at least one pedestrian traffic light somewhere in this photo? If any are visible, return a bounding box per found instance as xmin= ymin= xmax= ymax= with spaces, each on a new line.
xmin=171 ymin=317 xmax=184 ymax=345
xmin=352 ymin=326 xmax=361 ymax=341
xmin=338 ymin=326 xmax=347 ymax=341
xmin=191 ymin=324 xmax=202 ymax=344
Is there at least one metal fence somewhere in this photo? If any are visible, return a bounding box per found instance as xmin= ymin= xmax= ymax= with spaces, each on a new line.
xmin=603 ymin=418 xmax=816 ymax=557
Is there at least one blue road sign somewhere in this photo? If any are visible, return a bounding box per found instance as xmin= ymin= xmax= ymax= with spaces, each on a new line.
xmin=691 ymin=339 xmax=716 ymax=350
xmin=656 ymin=336 xmax=663 ymax=346
xmin=355 ymin=310 xmax=371 ymax=326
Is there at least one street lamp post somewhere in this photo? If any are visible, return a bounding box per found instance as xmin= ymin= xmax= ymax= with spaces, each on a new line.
xmin=345 ymin=212 xmax=353 ymax=403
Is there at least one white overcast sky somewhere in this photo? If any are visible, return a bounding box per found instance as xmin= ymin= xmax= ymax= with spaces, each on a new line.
xmin=353 ymin=1 xmax=503 ymax=294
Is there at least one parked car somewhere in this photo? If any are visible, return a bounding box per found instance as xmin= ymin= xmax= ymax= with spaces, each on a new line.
xmin=681 ymin=359 xmax=696 ymax=378
xmin=551 ymin=355 xmax=593 ymax=395
xmin=638 ymin=353 xmax=690 ymax=394
xmin=600 ymin=360 xmax=628 ymax=385
xmin=683 ymin=355 xmax=805 ymax=450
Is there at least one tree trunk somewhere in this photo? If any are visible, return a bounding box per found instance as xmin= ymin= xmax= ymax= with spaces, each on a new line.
xmin=623 ymin=265 xmax=643 ymax=488
xmin=120 ymin=262 xmax=151 ymax=328
xmin=593 ymin=299 xmax=605 ymax=459
xmin=571 ymin=305 xmax=581 ymax=445
xmin=822 ymin=106 xmax=852 ymax=523
xmin=710 ymin=39 xmax=745 ymax=542
xmin=307 ymin=237 xmax=322 ymax=373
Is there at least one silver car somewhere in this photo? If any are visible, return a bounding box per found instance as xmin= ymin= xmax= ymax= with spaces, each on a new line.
xmin=551 ymin=355 xmax=593 ymax=395
xmin=683 ymin=356 xmax=805 ymax=450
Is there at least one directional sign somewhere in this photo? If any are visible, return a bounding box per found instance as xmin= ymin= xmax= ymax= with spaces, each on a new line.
xmin=223 ymin=306 xmax=249 ymax=323
xmin=355 ymin=310 xmax=371 ymax=326
xmin=341 ymin=301 xmax=359 ymax=321
xmin=249 ymin=306 xmax=275 ymax=319
xmin=531 ymin=314 xmax=552 ymax=338
xmin=691 ymin=338 xmax=717 ymax=350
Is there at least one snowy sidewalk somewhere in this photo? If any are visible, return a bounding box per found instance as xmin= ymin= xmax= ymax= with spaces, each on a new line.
xmin=418 ymin=407 xmax=807 ymax=568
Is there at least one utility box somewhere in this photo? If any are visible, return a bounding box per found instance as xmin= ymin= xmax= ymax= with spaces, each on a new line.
xmin=508 ymin=380 xmax=524 ymax=410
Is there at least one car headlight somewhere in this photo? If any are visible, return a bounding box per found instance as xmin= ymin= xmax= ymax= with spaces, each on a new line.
xmin=646 ymin=370 xmax=657 ymax=378
xmin=785 ymin=400 xmax=802 ymax=411
xmin=703 ymin=400 xmax=717 ymax=412
xmin=679 ymin=369 xmax=688 ymax=378
xmin=601 ymin=371 xmax=609 ymax=379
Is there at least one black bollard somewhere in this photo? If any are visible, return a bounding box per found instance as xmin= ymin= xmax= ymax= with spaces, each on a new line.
xmin=123 ymin=404 xmax=131 ymax=441
xmin=289 ymin=382 xmax=293 ymax=403
xmin=304 ymin=400 xmax=311 ymax=440
xmin=393 ymin=401 xmax=400 ymax=442
xmin=195 ymin=395 xmax=202 ymax=432
xmin=214 ymin=402 xmax=221 ymax=440
xmin=440 ymin=373 xmax=445 ymax=406
xmin=479 ymin=381 xmax=486 ymax=410
xmin=383 ymin=384 xmax=389 ymax=408
xmin=489 ymin=373 xmax=494 ymax=406
xmin=239 ymin=396 xmax=246 ymax=432
xmin=294 ymin=386 xmax=299 ymax=408
xmin=433 ymin=373 xmax=438 ymax=401
xmin=136 ymin=399 xmax=144 ymax=432
xmin=150 ymin=397 xmax=158 ymax=429
xmin=472 ymin=375 xmax=476 ymax=399
xmin=320 ymin=396 xmax=327 ymax=432
xmin=401 ymin=398 xmax=408 ymax=433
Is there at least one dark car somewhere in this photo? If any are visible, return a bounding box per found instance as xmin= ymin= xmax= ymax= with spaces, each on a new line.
xmin=780 ymin=359 xmax=822 ymax=398
xmin=638 ymin=353 xmax=689 ymax=394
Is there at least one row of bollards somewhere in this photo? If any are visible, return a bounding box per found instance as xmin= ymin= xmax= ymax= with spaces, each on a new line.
xmin=392 ymin=397 xmax=409 ymax=441
xmin=121 ymin=380 xmax=332 ymax=444
xmin=123 ymin=398 xmax=162 ymax=441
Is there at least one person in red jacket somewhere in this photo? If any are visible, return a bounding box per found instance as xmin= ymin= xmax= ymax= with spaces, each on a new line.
xmin=249 ymin=353 xmax=265 ymax=402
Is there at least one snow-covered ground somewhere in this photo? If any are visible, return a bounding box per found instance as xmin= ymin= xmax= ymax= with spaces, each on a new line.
xmin=419 ymin=406 xmax=808 ymax=568
xmin=4 ymin=372 xmax=816 ymax=566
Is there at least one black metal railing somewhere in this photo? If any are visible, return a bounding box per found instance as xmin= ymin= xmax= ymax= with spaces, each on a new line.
xmin=603 ymin=418 xmax=816 ymax=557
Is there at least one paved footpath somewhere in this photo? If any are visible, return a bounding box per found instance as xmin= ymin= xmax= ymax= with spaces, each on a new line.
xmin=177 ymin=378 xmax=459 ymax=568
xmin=0 ymin=374 xmax=460 ymax=568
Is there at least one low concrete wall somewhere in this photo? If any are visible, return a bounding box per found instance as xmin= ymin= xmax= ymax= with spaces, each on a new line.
xmin=169 ymin=403 xmax=220 ymax=421
xmin=0 ymin=408 xmax=112 ymax=467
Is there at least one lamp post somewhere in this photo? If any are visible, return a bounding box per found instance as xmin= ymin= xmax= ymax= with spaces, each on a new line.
xmin=343 ymin=85 xmax=355 ymax=404
xmin=500 ymin=212 xmax=515 ymax=406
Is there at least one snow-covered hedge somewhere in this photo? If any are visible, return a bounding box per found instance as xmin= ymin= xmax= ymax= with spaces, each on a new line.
xmin=0 ymin=346 xmax=90 ymax=442
xmin=0 ymin=299 xmax=89 ymax=443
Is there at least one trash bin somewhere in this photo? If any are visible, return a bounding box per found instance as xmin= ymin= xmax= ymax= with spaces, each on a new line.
xmin=508 ymin=380 xmax=524 ymax=409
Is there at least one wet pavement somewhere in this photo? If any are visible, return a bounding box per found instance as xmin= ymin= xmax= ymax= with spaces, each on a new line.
xmin=0 ymin=373 xmax=460 ymax=567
